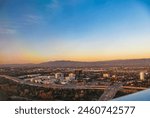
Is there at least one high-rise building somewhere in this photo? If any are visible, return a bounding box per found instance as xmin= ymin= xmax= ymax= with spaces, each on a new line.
xmin=68 ymin=73 xmax=76 ymax=80
xmin=69 ymin=73 xmax=75 ymax=78
xmin=75 ymin=70 xmax=82 ymax=80
xmin=103 ymin=73 xmax=110 ymax=78
xmin=140 ymin=72 xmax=145 ymax=81
xmin=55 ymin=73 xmax=64 ymax=79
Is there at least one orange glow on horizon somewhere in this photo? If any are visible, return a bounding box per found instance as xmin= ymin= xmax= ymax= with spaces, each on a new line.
xmin=1 ymin=53 xmax=150 ymax=64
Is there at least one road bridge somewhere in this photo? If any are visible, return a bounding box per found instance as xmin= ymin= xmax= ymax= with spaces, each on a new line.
xmin=99 ymin=82 xmax=123 ymax=101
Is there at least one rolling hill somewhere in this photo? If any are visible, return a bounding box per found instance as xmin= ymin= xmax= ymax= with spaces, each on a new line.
xmin=1 ymin=58 xmax=150 ymax=67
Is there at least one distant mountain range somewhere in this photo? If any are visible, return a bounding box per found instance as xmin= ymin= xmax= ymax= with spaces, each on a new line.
xmin=1 ymin=58 xmax=150 ymax=67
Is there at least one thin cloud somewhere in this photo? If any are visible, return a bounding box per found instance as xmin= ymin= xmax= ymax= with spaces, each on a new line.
xmin=47 ymin=0 xmax=60 ymax=10
xmin=67 ymin=0 xmax=84 ymax=5
xmin=0 ymin=28 xmax=16 ymax=34
xmin=25 ymin=14 xmax=42 ymax=24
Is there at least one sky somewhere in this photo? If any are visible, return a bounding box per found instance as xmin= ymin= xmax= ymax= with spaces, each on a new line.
xmin=0 ymin=0 xmax=150 ymax=64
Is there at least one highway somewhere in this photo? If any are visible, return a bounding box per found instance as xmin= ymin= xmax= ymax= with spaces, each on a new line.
xmin=0 ymin=75 xmax=107 ymax=90
xmin=0 ymin=75 xmax=147 ymax=91
xmin=99 ymin=82 xmax=123 ymax=101
xmin=0 ymin=75 xmax=21 ymax=83
xmin=123 ymin=86 xmax=146 ymax=90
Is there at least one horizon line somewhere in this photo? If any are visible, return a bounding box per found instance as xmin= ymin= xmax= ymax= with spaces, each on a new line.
xmin=1 ymin=57 xmax=150 ymax=65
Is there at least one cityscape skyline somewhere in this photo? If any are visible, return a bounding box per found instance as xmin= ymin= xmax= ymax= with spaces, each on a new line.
xmin=1 ymin=0 xmax=150 ymax=64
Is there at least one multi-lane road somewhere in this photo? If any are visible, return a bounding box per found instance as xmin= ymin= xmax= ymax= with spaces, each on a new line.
xmin=0 ymin=75 xmax=108 ymax=90
xmin=0 ymin=74 xmax=147 ymax=98
xmin=99 ymin=82 xmax=123 ymax=101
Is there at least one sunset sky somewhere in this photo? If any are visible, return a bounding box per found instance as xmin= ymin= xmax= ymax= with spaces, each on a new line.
xmin=0 ymin=0 xmax=150 ymax=64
